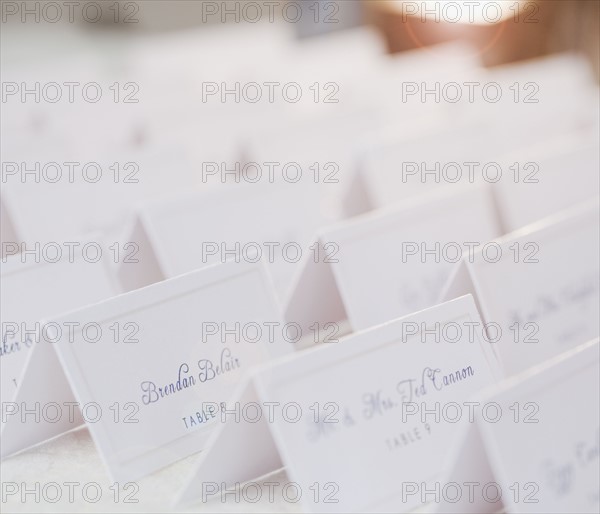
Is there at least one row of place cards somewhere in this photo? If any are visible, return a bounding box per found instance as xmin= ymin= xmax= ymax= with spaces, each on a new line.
xmin=1 ymin=195 xmax=598 ymax=511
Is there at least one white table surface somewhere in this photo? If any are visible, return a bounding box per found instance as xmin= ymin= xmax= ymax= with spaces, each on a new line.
xmin=1 ymin=426 xmax=301 ymax=513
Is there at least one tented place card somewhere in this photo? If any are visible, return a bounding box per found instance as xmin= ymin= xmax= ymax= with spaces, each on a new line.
xmin=493 ymin=133 xmax=600 ymax=232
xmin=345 ymin=116 xmax=598 ymax=220
xmin=435 ymin=338 xmax=599 ymax=514
xmin=0 ymin=149 xmax=199 ymax=245
xmin=2 ymin=261 xmax=290 ymax=480
xmin=0 ymin=246 xmax=119 ymax=456
xmin=346 ymin=118 xmax=502 ymax=214
xmin=285 ymin=185 xmax=500 ymax=334
xmin=441 ymin=199 xmax=599 ymax=376
xmin=480 ymin=52 xmax=599 ymax=133
xmin=176 ymin=295 xmax=501 ymax=512
xmin=1 ymin=52 xmax=249 ymax=246
xmin=117 ymin=181 xmax=323 ymax=299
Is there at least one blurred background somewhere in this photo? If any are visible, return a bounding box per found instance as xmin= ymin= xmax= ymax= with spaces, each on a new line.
xmin=0 ymin=0 xmax=599 ymax=297
xmin=1 ymin=0 xmax=599 ymax=294
xmin=1 ymin=2 xmax=599 ymax=512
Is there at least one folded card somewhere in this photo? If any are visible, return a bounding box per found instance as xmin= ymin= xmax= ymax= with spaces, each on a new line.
xmin=346 ymin=52 xmax=599 ymax=218
xmin=348 ymin=116 xmax=598 ymax=218
xmin=346 ymin=118 xmax=495 ymax=215
xmin=117 ymin=181 xmax=323 ymax=300
xmin=243 ymin=110 xmax=379 ymax=224
xmin=0 ymin=142 xmax=216 ymax=246
xmin=493 ymin=133 xmax=600 ymax=232
xmin=1 ymin=244 xmax=120 ymax=455
xmin=1 ymin=50 xmax=249 ymax=245
xmin=441 ymin=199 xmax=599 ymax=376
xmin=434 ymin=338 xmax=599 ymax=514
xmin=2 ymin=261 xmax=291 ymax=481
xmin=176 ymin=295 xmax=501 ymax=512
xmin=481 ymin=52 xmax=599 ymax=130
xmin=285 ymin=185 xmax=501 ymax=334
xmin=243 ymin=42 xmax=481 ymax=220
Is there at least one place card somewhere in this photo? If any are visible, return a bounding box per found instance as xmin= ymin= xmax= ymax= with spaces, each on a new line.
xmin=0 ymin=142 xmax=215 ymax=246
xmin=117 ymin=181 xmax=324 ymax=300
xmin=347 ymin=118 xmax=598 ymax=219
xmin=344 ymin=53 xmax=599 ymax=217
xmin=441 ymin=199 xmax=599 ymax=376
xmin=347 ymin=119 xmax=492 ymax=213
xmin=481 ymin=52 xmax=599 ymax=128
xmin=434 ymin=338 xmax=599 ymax=514
xmin=2 ymin=261 xmax=290 ymax=481
xmin=493 ymin=133 xmax=599 ymax=232
xmin=1 ymin=244 xmax=119 ymax=457
xmin=285 ymin=185 xmax=500 ymax=334
xmin=176 ymin=295 xmax=501 ymax=512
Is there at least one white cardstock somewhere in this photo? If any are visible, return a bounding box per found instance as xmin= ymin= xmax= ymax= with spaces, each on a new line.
xmin=285 ymin=185 xmax=501 ymax=334
xmin=441 ymin=199 xmax=600 ymax=376
xmin=117 ymin=182 xmax=323 ymax=300
xmin=1 ymin=247 xmax=119 ymax=457
xmin=177 ymin=295 xmax=501 ymax=512
xmin=2 ymin=261 xmax=291 ymax=481
xmin=493 ymin=134 xmax=600 ymax=232
xmin=435 ymin=338 xmax=599 ymax=514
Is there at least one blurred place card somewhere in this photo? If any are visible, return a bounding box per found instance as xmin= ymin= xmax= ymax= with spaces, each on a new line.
xmin=441 ymin=199 xmax=600 ymax=376
xmin=346 ymin=120 xmax=493 ymax=215
xmin=476 ymin=53 xmax=599 ymax=134
xmin=2 ymin=261 xmax=291 ymax=480
xmin=0 ymin=242 xmax=120 ymax=456
xmin=118 ymin=182 xmax=323 ymax=299
xmin=285 ymin=186 xmax=500 ymax=334
xmin=344 ymin=53 xmax=598 ymax=218
xmin=243 ymin=109 xmax=381 ymax=223
xmin=358 ymin=42 xmax=482 ymax=127
xmin=347 ymin=113 xmax=598 ymax=219
xmin=494 ymin=133 xmax=600 ymax=232
xmin=0 ymin=143 xmax=214 ymax=245
xmin=176 ymin=295 xmax=501 ymax=512
xmin=128 ymin=21 xmax=299 ymax=87
xmin=250 ymin=26 xmax=387 ymax=121
xmin=435 ymin=338 xmax=599 ymax=514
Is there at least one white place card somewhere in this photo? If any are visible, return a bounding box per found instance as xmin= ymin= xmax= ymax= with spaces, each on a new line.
xmin=1 ymin=52 xmax=250 ymax=246
xmin=481 ymin=52 xmax=599 ymax=126
xmin=118 ymin=181 xmax=324 ymax=300
xmin=493 ymin=133 xmax=600 ymax=232
xmin=128 ymin=20 xmax=297 ymax=83
xmin=347 ymin=119 xmax=492 ymax=213
xmin=176 ymin=295 xmax=501 ymax=512
xmin=1 ymin=245 xmax=120 ymax=456
xmin=441 ymin=199 xmax=599 ymax=376
xmin=242 ymin=109 xmax=380 ymax=224
xmin=345 ymin=52 xmax=599 ymax=217
xmin=0 ymin=141 xmax=216 ymax=246
xmin=362 ymin=42 xmax=481 ymax=128
xmin=2 ymin=261 xmax=291 ymax=481
xmin=285 ymin=185 xmax=501 ymax=334
xmin=435 ymin=338 xmax=599 ymax=514
xmin=348 ymin=116 xmax=598 ymax=218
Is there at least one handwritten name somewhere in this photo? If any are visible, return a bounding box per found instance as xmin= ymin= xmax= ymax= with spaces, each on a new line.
xmin=140 ymin=348 xmax=241 ymax=405
xmin=0 ymin=333 xmax=35 ymax=358
xmin=397 ymin=365 xmax=475 ymax=403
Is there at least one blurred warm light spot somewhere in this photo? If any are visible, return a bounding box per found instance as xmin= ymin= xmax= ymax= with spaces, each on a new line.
xmin=386 ymin=1 xmax=522 ymax=25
